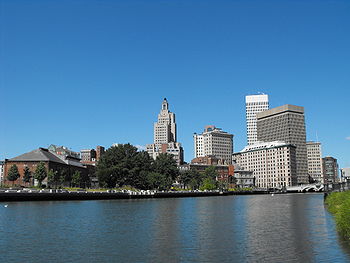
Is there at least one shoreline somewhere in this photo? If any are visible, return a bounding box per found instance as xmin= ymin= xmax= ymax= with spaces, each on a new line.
xmin=0 ymin=190 xmax=321 ymax=202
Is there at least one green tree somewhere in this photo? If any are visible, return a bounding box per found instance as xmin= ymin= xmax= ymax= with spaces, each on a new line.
xmin=129 ymin=151 xmax=153 ymax=189
xmin=178 ymin=170 xmax=202 ymax=189
xmin=146 ymin=172 xmax=173 ymax=191
xmin=199 ymin=166 xmax=219 ymax=190
xmin=59 ymin=168 xmax=71 ymax=187
xmin=47 ymin=169 xmax=60 ymax=188
xmin=152 ymin=153 xmax=179 ymax=181
xmin=72 ymin=171 xmax=81 ymax=188
xmin=96 ymin=144 xmax=152 ymax=188
xmin=34 ymin=162 xmax=47 ymax=187
xmin=7 ymin=164 xmax=20 ymax=185
xmin=200 ymin=177 xmax=218 ymax=191
xmin=22 ymin=166 xmax=32 ymax=186
xmin=204 ymin=166 xmax=219 ymax=180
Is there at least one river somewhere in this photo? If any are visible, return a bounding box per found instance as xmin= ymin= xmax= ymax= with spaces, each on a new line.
xmin=1 ymin=193 xmax=349 ymax=263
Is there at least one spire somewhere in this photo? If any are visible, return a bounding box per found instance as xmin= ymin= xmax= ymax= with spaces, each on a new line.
xmin=162 ymin=98 xmax=168 ymax=111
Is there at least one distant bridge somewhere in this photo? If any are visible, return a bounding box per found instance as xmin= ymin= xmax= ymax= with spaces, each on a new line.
xmin=286 ymin=184 xmax=324 ymax=193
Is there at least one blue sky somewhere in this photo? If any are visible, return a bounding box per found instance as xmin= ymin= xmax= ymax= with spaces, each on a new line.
xmin=1 ymin=0 xmax=349 ymax=168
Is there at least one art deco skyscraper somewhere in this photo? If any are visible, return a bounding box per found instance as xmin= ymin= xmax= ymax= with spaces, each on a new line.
xmin=154 ymin=98 xmax=176 ymax=147
xmin=245 ymin=94 xmax=269 ymax=145
xmin=146 ymin=98 xmax=183 ymax=165
xmin=257 ymin=104 xmax=308 ymax=184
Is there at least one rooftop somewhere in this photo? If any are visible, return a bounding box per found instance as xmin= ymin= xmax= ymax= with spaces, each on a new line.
xmin=257 ymin=104 xmax=304 ymax=120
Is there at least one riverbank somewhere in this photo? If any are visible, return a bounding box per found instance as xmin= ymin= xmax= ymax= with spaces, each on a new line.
xmin=0 ymin=189 xmax=285 ymax=202
xmin=325 ymin=191 xmax=350 ymax=240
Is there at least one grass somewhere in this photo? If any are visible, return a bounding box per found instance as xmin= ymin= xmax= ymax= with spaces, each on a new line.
xmin=325 ymin=191 xmax=350 ymax=240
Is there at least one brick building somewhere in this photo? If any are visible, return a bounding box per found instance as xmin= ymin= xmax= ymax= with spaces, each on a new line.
xmin=3 ymin=148 xmax=90 ymax=187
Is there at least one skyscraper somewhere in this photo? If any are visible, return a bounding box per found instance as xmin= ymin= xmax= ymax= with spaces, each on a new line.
xmin=306 ymin=141 xmax=323 ymax=183
xmin=257 ymin=104 xmax=308 ymax=184
xmin=154 ymin=98 xmax=177 ymax=147
xmin=245 ymin=94 xmax=269 ymax=145
xmin=146 ymin=98 xmax=183 ymax=165
xmin=193 ymin=125 xmax=234 ymax=164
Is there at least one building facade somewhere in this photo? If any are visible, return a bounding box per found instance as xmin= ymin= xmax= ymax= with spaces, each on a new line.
xmin=306 ymin=141 xmax=323 ymax=183
xmin=232 ymin=141 xmax=297 ymax=188
xmin=193 ymin=125 xmax=234 ymax=164
xmin=341 ymin=168 xmax=350 ymax=183
xmin=246 ymin=94 xmax=269 ymax=145
xmin=3 ymin=148 xmax=90 ymax=187
xmin=80 ymin=146 xmax=105 ymax=165
xmin=234 ymin=169 xmax=255 ymax=189
xmin=322 ymin=157 xmax=339 ymax=184
xmin=48 ymin=144 xmax=80 ymax=159
xmin=0 ymin=160 xmax=4 ymax=185
xmin=146 ymin=98 xmax=184 ymax=165
xmin=257 ymin=104 xmax=308 ymax=184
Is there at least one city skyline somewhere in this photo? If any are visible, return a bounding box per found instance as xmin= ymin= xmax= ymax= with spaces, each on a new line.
xmin=1 ymin=1 xmax=349 ymax=169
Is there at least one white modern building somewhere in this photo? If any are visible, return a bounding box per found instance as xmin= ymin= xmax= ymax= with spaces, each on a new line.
xmin=306 ymin=141 xmax=323 ymax=183
xmin=193 ymin=125 xmax=233 ymax=164
xmin=341 ymin=168 xmax=350 ymax=182
xmin=146 ymin=98 xmax=184 ymax=165
xmin=232 ymin=141 xmax=297 ymax=188
xmin=245 ymin=94 xmax=269 ymax=145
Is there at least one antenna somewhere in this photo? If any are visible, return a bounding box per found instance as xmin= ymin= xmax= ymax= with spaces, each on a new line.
xmin=316 ymin=131 xmax=319 ymax=143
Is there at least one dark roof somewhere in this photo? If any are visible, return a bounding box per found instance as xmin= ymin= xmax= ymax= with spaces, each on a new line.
xmin=9 ymin=148 xmax=67 ymax=164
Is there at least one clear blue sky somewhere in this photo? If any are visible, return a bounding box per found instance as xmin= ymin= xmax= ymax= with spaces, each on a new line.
xmin=1 ymin=0 xmax=349 ymax=168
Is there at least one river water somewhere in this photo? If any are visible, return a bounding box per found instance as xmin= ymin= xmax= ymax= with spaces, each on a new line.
xmin=1 ymin=193 xmax=350 ymax=263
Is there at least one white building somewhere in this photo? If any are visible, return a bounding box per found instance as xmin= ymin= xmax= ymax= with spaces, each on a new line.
xmin=306 ymin=141 xmax=323 ymax=183
xmin=341 ymin=168 xmax=350 ymax=182
xmin=146 ymin=98 xmax=184 ymax=165
xmin=232 ymin=141 xmax=297 ymax=188
xmin=246 ymin=94 xmax=269 ymax=145
xmin=0 ymin=160 xmax=4 ymax=185
xmin=194 ymin=125 xmax=233 ymax=164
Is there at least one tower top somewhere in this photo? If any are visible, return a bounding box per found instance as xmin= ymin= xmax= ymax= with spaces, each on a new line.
xmin=161 ymin=98 xmax=169 ymax=111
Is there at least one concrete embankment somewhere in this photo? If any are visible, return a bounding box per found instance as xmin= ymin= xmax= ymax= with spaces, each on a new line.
xmin=0 ymin=191 xmax=231 ymax=202
xmin=0 ymin=189 xmax=286 ymax=202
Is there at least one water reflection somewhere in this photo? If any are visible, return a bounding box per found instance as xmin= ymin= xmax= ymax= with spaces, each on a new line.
xmin=0 ymin=194 xmax=350 ymax=263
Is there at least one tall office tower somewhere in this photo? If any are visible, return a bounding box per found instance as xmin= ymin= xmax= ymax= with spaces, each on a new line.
xmin=193 ymin=125 xmax=234 ymax=164
xmin=245 ymin=94 xmax=269 ymax=145
xmin=232 ymin=141 xmax=297 ymax=188
xmin=146 ymin=98 xmax=183 ymax=165
xmin=257 ymin=104 xmax=308 ymax=184
xmin=306 ymin=141 xmax=323 ymax=183
xmin=322 ymin=157 xmax=339 ymax=184
xmin=154 ymin=98 xmax=177 ymax=147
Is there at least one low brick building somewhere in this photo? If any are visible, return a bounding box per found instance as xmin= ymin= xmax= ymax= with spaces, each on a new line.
xmin=3 ymin=148 xmax=91 ymax=187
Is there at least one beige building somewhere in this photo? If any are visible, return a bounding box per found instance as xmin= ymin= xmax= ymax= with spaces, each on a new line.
xmin=232 ymin=141 xmax=297 ymax=188
xmin=257 ymin=104 xmax=308 ymax=184
xmin=146 ymin=98 xmax=184 ymax=165
xmin=306 ymin=141 xmax=323 ymax=183
xmin=193 ymin=125 xmax=233 ymax=164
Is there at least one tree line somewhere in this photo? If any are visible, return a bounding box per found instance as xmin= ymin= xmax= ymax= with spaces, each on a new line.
xmin=97 ymin=144 xmax=220 ymax=190
xmin=5 ymin=143 xmax=222 ymax=190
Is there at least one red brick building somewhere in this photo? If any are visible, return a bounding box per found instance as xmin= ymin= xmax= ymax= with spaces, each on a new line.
xmin=3 ymin=148 xmax=90 ymax=187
